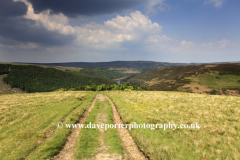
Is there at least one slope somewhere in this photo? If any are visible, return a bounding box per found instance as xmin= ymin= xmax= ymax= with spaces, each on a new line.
xmin=127 ymin=63 xmax=240 ymax=95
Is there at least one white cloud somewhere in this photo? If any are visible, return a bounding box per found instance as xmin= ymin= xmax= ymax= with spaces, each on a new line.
xmin=217 ymin=39 xmax=230 ymax=47
xmin=166 ymin=40 xmax=196 ymax=54
xmin=201 ymin=39 xmax=230 ymax=48
xmin=74 ymin=11 xmax=163 ymax=49
xmin=14 ymin=0 xmax=75 ymax=35
xmin=180 ymin=40 xmax=196 ymax=49
xmin=204 ymin=0 xmax=225 ymax=8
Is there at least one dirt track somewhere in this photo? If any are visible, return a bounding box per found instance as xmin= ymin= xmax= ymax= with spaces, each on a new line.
xmin=105 ymin=94 xmax=148 ymax=160
xmin=53 ymin=93 xmax=148 ymax=160
xmin=54 ymin=94 xmax=98 ymax=160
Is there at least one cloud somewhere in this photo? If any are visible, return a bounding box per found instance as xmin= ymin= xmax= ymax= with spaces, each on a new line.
xmin=0 ymin=0 xmax=27 ymax=17
xmin=201 ymin=39 xmax=230 ymax=48
xmin=204 ymin=0 xmax=225 ymax=8
xmin=146 ymin=0 xmax=171 ymax=15
xmin=0 ymin=0 xmax=236 ymax=63
xmin=217 ymin=39 xmax=230 ymax=47
xmin=20 ymin=0 xmax=75 ymax=36
xmin=0 ymin=0 xmax=75 ymax=48
xmin=74 ymin=11 xmax=162 ymax=49
xmin=26 ymin=0 xmax=146 ymax=17
xmin=180 ymin=40 xmax=196 ymax=49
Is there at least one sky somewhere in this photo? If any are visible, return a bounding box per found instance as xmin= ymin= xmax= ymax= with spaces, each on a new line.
xmin=0 ymin=0 xmax=239 ymax=63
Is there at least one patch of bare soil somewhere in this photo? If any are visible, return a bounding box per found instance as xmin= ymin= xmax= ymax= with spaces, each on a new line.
xmin=124 ymin=70 xmax=140 ymax=74
xmin=0 ymin=74 xmax=26 ymax=94
xmin=182 ymin=84 xmax=211 ymax=94
xmin=225 ymin=90 xmax=240 ymax=96
xmin=105 ymin=94 xmax=148 ymax=160
xmin=53 ymin=94 xmax=98 ymax=160
xmin=85 ymin=100 xmax=123 ymax=160
xmin=97 ymin=94 xmax=107 ymax=101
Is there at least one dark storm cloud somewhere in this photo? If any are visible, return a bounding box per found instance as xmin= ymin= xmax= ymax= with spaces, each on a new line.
xmin=0 ymin=17 xmax=74 ymax=46
xmin=0 ymin=0 xmax=27 ymax=17
xmin=27 ymin=0 xmax=146 ymax=17
xmin=0 ymin=0 xmax=75 ymax=47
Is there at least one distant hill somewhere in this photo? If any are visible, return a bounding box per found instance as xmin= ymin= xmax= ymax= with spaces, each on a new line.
xmin=127 ymin=63 xmax=240 ymax=96
xmin=0 ymin=62 xmax=82 ymax=72
xmin=28 ymin=61 xmax=198 ymax=73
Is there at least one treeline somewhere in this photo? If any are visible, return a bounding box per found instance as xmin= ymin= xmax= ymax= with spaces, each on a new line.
xmin=2 ymin=64 xmax=116 ymax=93
xmin=58 ymin=83 xmax=143 ymax=91
xmin=0 ymin=64 xmax=10 ymax=75
xmin=79 ymin=68 xmax=126 ymax=80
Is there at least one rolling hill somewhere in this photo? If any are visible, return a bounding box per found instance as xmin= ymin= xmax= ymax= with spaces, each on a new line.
xmin=127 ymin=63 xmax=240 ymax=95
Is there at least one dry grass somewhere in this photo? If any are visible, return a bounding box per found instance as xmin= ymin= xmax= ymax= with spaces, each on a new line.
xmin=107 ymin=91 xmax=240 ymax=159
xmin=0 ymin=91 xmax=96 ymax=160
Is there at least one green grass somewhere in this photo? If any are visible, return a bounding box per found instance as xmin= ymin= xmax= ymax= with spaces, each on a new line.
xmin=74 ymin=98 xmax=101 ymax=159
xmin=101 ymin=100 xmax=123 ymax=154
xmin=106 ymin=91 xmax=240 ymax=160
xmin=0 ymin=91 xmax=96 ymax=160
xmin=74 ymin=95 xmax=123 ymax=159
xmin=196 ymin=73 xmax=240 ymax=90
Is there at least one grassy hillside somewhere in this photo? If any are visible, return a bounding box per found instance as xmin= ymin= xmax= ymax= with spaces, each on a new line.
xmin=1 ymin=64 xmax=116 ymax=93
xmin=127 ymin=63 xmax=240 ymax=95
xmin=106 ymin=91 xmax=240 ymax=159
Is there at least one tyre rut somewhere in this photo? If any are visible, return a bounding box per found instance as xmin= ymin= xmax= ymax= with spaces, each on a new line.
xmin=53 ymin=94 xmax=98 ymax=160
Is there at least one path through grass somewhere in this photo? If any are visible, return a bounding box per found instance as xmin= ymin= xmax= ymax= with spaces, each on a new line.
xmin=74 ymin=94 xmax=123 ymax=160
xmin=0 ymin=91 xmax=96 ymax=160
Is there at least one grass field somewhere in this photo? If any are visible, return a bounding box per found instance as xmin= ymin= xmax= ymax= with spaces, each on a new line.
xmin=106 ymin=91 xmax=240 ymax=159
xmin=1 ymin=90 xmax=239 ymax=160
xmin=0 ymin=91 xmax=96 ymax=160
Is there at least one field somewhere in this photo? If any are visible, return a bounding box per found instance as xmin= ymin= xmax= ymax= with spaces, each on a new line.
xmin=0 ymin=90 xmax=239 ymax=160
xmin=0 ymin=91 xmax=96 ymax=159
xmin=106 ymin=91 xmax=240 ymax=159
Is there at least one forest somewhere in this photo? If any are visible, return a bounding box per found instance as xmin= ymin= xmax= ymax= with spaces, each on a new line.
xmin=0 ymin=64 xmax=10 ymax=75
xmin=1 ymin=64 xmax=116 ymax=93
